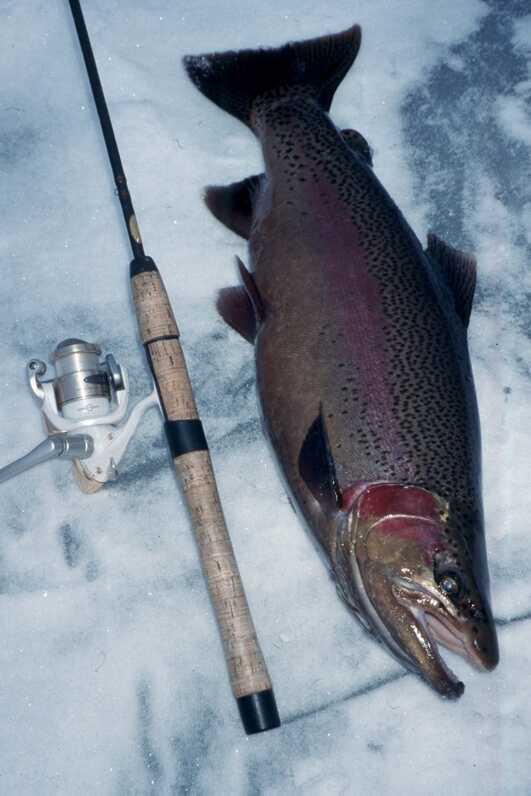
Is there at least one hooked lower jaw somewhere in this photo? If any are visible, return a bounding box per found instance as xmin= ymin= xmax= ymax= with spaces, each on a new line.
xmin=397 ymin=575 xmax=495 ymax=672
xmin=397 ymin=580 xmax=496 ymax=698
xmin=390 ymin=577 xmax=494 ymax=697
xmin=406 ymin=604 xmax=465 ymax=699
xmin=349 ymin=569 xmax=468 ymax=699
xmin=337 ymin=550 xmax=466 ymax=697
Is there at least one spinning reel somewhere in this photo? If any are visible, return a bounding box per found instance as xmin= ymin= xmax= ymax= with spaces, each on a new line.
xmin=0 ymin=338 xmax=158 ymax=492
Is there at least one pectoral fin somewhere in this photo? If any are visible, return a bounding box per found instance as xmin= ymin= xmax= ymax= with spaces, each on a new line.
xmin=204 ymin=175 xmax=262 ymax=239
xmin=298 ymin=408 xmax=341 ymax=511
xmin=426 ymin=232 xmax=477 ymax=327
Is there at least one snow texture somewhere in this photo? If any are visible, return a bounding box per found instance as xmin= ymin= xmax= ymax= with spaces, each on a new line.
xmin=1 ymin=1 xmax=530 ymax=794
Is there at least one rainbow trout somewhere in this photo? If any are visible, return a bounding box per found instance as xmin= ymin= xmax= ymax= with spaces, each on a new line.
xmin=184 ymin=25 xmax=498 ymax=697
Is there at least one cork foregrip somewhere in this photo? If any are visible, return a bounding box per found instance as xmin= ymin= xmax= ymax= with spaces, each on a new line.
xmin=131 ymin=270 xmax=272 ymax=698
xmin=131 ymin=270 xmax=179 ymax=341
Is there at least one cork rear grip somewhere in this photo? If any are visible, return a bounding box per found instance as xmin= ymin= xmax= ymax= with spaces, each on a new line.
xmin=175 ymin=449 xmax=272 ymax=697
xmin=131 ymin=268 xmax=275 ymax=703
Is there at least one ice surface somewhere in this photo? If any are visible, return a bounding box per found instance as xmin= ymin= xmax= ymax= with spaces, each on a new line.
xmin=1 ymin=1 xmax=530 ymax=794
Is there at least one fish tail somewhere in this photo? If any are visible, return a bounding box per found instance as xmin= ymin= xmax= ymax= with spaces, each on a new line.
xmin=183 ymin=25 xmax=361 ymax=129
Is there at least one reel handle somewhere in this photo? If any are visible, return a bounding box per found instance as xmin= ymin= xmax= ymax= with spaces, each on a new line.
xmin=130 ymin=255 xmax=280 ymax=734
xmin=0 ymin=434 xmax=93 ymax=484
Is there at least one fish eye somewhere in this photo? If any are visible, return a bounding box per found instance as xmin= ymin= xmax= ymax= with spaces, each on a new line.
xmin=437 ymin=572 xmax=462 ymax=599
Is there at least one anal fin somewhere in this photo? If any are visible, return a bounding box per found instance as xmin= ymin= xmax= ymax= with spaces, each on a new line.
xmin=216 ymin=257 xmax=265 ymax=344
xmin=216 ymin=287 xmax=256 ymax=343
xmin=204 ymin=175 xmax=262 ymax=240
xmin=341 ymin=128 xmax=373 ymax=166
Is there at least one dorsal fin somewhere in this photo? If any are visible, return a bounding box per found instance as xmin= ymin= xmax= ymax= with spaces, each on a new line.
xmin=426 ymin=232 xmax=477 ymax=327
xmin=341 ymin=128 xmax=373 ymax=166
xmin=298 ymin=408 xmax=341 ymax=511
xmin=204 ymin=175 xmax=262 ymax=240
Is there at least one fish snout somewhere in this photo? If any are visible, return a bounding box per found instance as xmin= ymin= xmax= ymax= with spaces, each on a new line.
xmin=426 ymin=583 xmax=499 ymax=673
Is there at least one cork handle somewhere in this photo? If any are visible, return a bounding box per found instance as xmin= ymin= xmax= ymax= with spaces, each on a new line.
xmin=130 ymin=263 xmax=279 ymax=729
xmin=174 ymin=449 xmax=271 ymax=697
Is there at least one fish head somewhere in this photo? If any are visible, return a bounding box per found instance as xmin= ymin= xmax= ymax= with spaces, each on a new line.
xmin=336 ymin=482 xmax=498 ymax=697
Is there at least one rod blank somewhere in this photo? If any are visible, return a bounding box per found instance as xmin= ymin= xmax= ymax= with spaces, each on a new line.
xmin=68 ymin=0 xmax=144 ymax=260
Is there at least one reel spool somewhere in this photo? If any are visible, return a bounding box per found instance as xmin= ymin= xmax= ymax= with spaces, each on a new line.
xmin=0 ymin=338 xmax=158 ymax=493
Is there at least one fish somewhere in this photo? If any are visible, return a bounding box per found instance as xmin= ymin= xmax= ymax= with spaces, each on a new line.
xmin=184 ymin=25 xmax=499 ymax=698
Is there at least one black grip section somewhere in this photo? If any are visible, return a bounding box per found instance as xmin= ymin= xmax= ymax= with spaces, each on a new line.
xmin=237 ymin=690 xmax=281 ymax=735
xmin=130 ymin=255 xmax=158 ymax=276
xmin=165 ymin=419 xmax=208 ymax=458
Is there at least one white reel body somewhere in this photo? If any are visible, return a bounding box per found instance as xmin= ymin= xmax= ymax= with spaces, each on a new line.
xmin=0 ymin=339 xmax=159 ymax=492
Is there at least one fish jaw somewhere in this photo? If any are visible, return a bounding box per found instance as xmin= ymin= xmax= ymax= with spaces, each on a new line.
xmin=425 ymin=610 xmax=498 ymax=671
xmin=397 ymin=579 xmax=499 ymax=673
xmin=334 ymin=482 xmax=497 ymax=697
xmin=365 ymin=565 xmax=465 ymax=699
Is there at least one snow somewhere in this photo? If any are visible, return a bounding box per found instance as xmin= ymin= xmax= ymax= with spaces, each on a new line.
xmin=1 ymin=1 xmax=529 ymax=793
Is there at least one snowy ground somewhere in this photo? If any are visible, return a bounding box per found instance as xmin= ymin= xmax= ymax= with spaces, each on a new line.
xmin=1 ymin=1 xmax=530 ymax=794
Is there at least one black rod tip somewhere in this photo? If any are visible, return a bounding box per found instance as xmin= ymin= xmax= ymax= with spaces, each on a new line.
xmin=130 ymin=255 xmax=158 ymax=277
xmin=237 ymin=689 xmax=281 ymax=735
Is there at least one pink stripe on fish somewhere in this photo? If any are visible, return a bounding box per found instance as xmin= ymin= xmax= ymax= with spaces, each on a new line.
xmin=304 ymin=169 xmax=405 ymax=462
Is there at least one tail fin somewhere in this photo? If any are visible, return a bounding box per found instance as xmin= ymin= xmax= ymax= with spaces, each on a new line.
xmin=183 ymin=25 xmax=361 ymax=129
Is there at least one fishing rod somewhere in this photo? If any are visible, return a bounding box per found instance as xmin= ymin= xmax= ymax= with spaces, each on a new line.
xmin=67 ymin=0 xmax=280 ymax=734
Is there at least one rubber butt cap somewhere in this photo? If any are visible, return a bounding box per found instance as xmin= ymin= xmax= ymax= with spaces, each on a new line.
xmin=237 ymin=689 xmax=280 ymax=734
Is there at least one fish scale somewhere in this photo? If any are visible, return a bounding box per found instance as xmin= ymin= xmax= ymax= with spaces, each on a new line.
xmin=185 ymin=24 xmax=498 ymax=698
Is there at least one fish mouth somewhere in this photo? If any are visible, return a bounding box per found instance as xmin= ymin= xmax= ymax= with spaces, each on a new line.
xmin=383 ymin=578 xmax=466 ymax=698
xmin=341 ymin=541 xmax=466 ymax=698
xmin=395 ymin=578 xmax=490 ymax=674
xmin=425 ymin=611 xmax=468 ymax=658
